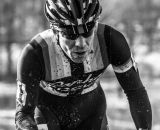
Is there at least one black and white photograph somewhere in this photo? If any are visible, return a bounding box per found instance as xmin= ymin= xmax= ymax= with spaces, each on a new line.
xmin=0 ymin=0 xmax=160 ymax=130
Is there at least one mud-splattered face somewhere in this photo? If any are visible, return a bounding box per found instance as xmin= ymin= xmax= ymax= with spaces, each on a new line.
xmin=58 ymin=28 xmax=96 ymax=63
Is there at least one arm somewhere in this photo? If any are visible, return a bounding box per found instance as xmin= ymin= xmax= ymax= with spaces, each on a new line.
xmin=105 ymin=26 xmax=152 ymax=130
xmin=16 ymin=42 xmax=43 ymax=130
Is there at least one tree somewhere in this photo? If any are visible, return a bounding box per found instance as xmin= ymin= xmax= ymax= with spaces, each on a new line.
xmin=100 ymin=0 xmax=160 ymax=52
xmin=2 ymin=0 xmax=16 ymax=78
xmin=100 ymin=0 xmax=137 ymax=48
xmin=0 ymin=0 xmax=48 ymax=80
xmin=135 ymin=0 xmax=160 ymax=51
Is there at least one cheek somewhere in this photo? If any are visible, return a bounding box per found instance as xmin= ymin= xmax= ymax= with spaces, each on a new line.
xmin=85 ymin=35 xmax=94 ymax=46
xmin=61 ymin=39 xmax=75 ymax=51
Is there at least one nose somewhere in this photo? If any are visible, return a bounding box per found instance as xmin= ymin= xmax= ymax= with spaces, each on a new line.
xmin=75 ymin=36 xmax=86 ymax=48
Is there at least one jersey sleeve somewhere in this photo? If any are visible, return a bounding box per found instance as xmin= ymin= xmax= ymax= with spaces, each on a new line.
xmin=104 ymin=26 xmax=152 ymax=130
xmin=16 ymin=40 xmax=44 ymax=129
xmin=105 ymin=26 xmax=135 ymax=72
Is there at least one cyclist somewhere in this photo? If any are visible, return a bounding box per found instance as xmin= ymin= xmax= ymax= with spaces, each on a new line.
xmin=15 ymin=0 xmax=152 ymax=130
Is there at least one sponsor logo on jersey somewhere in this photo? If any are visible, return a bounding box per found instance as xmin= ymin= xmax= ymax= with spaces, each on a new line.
xmin=40 ymin=69 xmax=104 ymax=96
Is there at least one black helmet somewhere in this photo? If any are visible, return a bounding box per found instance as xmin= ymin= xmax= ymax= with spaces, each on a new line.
xmin=44 ymin=0 xmax=102 ymax=34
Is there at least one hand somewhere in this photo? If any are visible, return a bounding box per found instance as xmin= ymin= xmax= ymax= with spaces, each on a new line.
xmin=20 ymin=121 xmax=38 ymax=130
xmin=16 ymin=116 xmax=38 ymax=130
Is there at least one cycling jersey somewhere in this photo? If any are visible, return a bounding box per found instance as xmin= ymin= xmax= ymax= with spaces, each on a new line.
xmin=15 ymin=23 xmax=152 ymax=130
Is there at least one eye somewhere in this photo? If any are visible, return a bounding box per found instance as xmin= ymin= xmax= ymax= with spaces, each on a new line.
xmin=68 ymin=34 xmax=79 ymax=40
xmin=61 ymin=32 xmax=79 ymax=40
xmin=81 ymin=30 xmax=93 ymax=38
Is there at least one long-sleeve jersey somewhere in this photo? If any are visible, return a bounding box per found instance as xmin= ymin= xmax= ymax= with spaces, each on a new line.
xmin=15 ymin=23 xmax=152 ymax=130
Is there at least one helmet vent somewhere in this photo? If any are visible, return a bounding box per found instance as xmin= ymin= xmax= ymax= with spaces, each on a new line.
xmin=45 ymin=0 xmax=102 ymax=27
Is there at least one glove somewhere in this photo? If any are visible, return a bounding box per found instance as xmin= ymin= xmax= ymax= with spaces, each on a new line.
xmin=16 ymin=116 xmax=38 ymax=130
xmin=20 ymin=120 xmax=38 ymax=130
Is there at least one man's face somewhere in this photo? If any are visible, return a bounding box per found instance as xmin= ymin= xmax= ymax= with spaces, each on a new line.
xmin=59 ymin=28 xmax=96 ymax=63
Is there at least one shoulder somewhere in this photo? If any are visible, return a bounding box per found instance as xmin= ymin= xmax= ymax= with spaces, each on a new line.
xmin=17 ymin=43 xmax=39 ymax=72
xmin=20 ymin=43 xmax=35 ymax=60
xmin=17 ymin=42 xmax=43 ymax=81
xmin=109 ymin=26 xmax=127 ymax=46
xmin=104 ymin=24 xmax=131 ymax=66
xmin=30 ymin=29 xmax=58 ymax=50
xmin=18 ymin=29 xmax=53 ymax=66
xmin=97 ymin=23 xmax=126 ymax=46
xmin=32 ymin=29 xmax=53 ymax=40
xmin=21 ymin=29 xmax=54 ymax=56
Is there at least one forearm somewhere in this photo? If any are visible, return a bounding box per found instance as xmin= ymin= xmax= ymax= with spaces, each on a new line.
xmin=15 ymin=81 xmax=39 ymax=130
xmin=125 ymin=87 xmax=152 ymax=130
xmin=115 ymin=68 xmax=152 ymax=130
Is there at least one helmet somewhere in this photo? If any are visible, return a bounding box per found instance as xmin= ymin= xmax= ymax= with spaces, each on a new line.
xmin=44 ymin=0 xmax=102 ymax=34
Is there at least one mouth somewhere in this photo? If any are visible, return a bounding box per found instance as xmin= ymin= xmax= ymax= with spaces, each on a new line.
xmin=74 ymin=51 xmax=86 ymax=55
xmin=72 ymin=51 xmax=87 ymax=58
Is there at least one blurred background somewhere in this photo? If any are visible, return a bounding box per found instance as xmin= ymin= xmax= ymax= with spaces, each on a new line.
xmin=0 ymin=0 xmax=160 ymax=130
